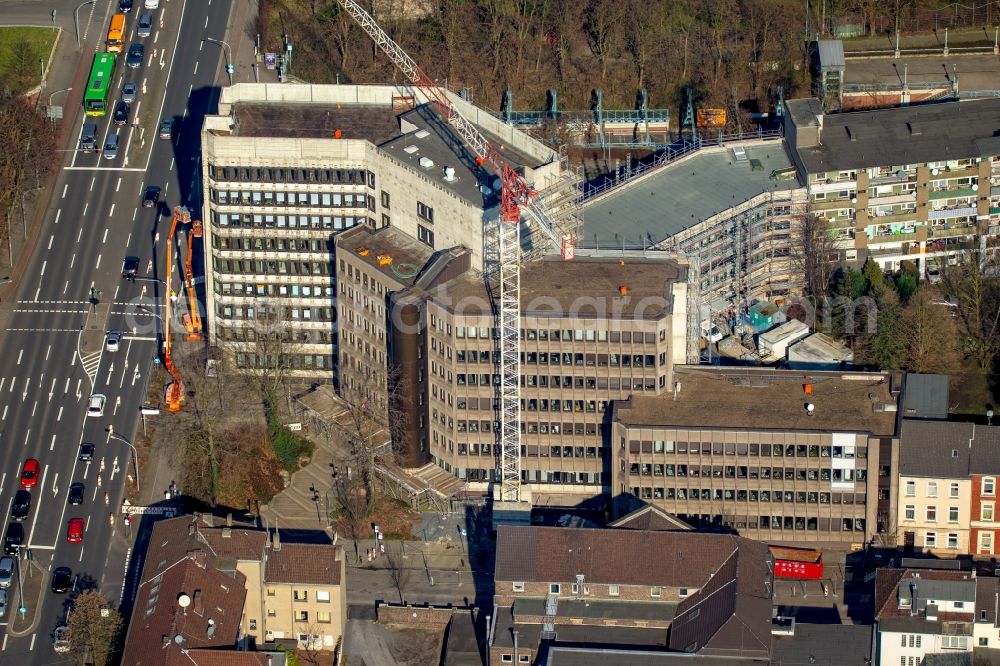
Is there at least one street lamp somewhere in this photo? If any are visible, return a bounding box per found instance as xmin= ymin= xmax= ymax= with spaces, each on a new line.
xmin=107 ymin=430 xmax=140 ymax=493
xmin=202 ymin=38 xmax=234 ymax=85
xmin=75 ymin=1 xmax=95 ymax=50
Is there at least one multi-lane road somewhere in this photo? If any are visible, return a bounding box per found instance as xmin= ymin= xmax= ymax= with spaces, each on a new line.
xmin=0 ymin=0 xmax=232 ymax=661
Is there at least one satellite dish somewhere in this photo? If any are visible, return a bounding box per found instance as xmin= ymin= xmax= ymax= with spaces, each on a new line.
xmin=805 ymin=403 xmax=815 ymax=413
xmin=208 ymin=619 xmax=215 ymax=626
xmin=174 ymin=634 xmax=185 ymax=644
xmin=177 ymin=594 xmax=191 ymax=608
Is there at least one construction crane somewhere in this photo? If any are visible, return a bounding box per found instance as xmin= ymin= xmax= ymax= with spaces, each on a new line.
xmin=162 ymin=205 xmax=191 ymax=412
xmin=336 ymin=0 xmax=573 ymax=503
xmin=182 ymin=219 xmax=204 ymax=341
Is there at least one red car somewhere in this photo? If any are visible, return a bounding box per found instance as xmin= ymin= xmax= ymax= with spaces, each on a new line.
xmin=20 ymin=459 xmax=40 ymax=489
xmin=66 ymin=518 xmax=85 ymax=544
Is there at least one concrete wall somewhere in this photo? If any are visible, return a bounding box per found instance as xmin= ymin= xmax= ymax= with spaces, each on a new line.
xmin=376 ymin=603 xmax=455 ymax=626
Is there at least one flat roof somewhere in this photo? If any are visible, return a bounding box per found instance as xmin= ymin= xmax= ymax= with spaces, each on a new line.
xmin=613 ymin=366 xmax=897 ymax=434
xmin=787 ymin=333 xmax=853 ymax=363
xmin=581 ymin=143 xmax=800 ymax=246
xmin=516 ymin=598 xmax=677 ymax=623
xmin=788 ymin=97 xmax=1000 ymax=173
xmin=434 ymin=256 xmax=684 ymax=318
xmin=230 ymin=102 xmax=401 ymax=143
xmin=337 ymin=225 xmax=435 ymax=288
xmin=845 ymin=54 xmax=1000 ymax=96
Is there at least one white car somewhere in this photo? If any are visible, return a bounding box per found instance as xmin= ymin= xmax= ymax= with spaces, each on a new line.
xmin=53 ymin=625 xmax=70 ymax=653
xmin=0 ymin=556 xmax=13 ymax=589
xmin=87 ymin=394 xmax=107 ymax=417
xmin=105 ymin=331 xmax=121 ymax=352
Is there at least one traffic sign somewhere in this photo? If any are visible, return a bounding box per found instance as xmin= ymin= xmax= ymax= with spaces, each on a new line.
xmin=265 ymin=53 xmax=277 ymax=69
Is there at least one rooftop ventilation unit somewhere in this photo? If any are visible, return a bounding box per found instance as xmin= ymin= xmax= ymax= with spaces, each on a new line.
xmin=419 ymin=156 xmax=435 ymax=169
xmin=403 ymin=145 xmax=418 ymax=154
xmin=414 ymin=129 xmax=430 ymax=139
xmin=443 ymin=166 xmax=456 ymax=181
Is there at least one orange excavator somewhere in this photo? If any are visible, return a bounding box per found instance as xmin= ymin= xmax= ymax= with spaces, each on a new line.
xmin=163 ymin=205 xmax=191 ymax=412
xmin=182 ymin=219 xmax=203 ymax=341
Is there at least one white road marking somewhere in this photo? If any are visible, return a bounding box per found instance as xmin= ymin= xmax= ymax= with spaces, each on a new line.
xmin=1 ymin=406 xmax=7 ymax=421
xmin=77 ymin=227 xmax=83 ymax=242
xmin=28 ymin=634 xmax=34 ymax=651
xmin=127 ymin=232 xmax=132 ymax=245
xmin=193 ymin=61 xmax=198 ymax=75
xmin=109 ymin=203 xmax=115 ymax=217
xmin=103 ymin=228 xmax=109 ymax=243
xmin=63 ymin=377 xmax=70 ymax=393
xmin=62 ymin=184 xmax=68 ymax=198
xmin=40 ymin=260 xmax=46 ymax=276
xmin=57 ymin=405 xmax=63 ymax=421
xmin=83 ymin=202 xmax=88 ymax=216
xmin=47 ymin=235 xmax=53 ymax=250
xmin=7 ymin=377 xmax=13 ymax=393
xmin=16 ymin=350 xmax=22 ymax=365
xmin=204 ymin=15 xmax=208 ymax=28
xmin=31 ymin=400 xmax=37 ymax=417
xmin=34 ymin=286 xmax=40 ymax=302
xmin=116 ymin=177 xmax=122 ymax=192
xmin=50 ymin=435 xmax=56 ymax=452
xmin=96 ymin=254 xmax=102 ymax=269
xmin=48 ymin=376 xmax=55 ymax=398
xmin=132 ymin=208 xmax=137 ymax=221
xmin=70 ymin=253 xmax=75 ymax=268
xmin=90 ymin=176 xmax=95 ymax=191
xmin=169 ymin=157 xmax=174 ymax=171
xmin=45 ymin=345 xmax=51 ymax=361
xmin=23 ymin=429 xmax=29 ymax=446
xmin=54 ymin=209 xmax=61 ymax=224
xmin=0 ymin=378 xmax=4 ymax=392
xmin=22 ymin=376 xmax=29 ymax=401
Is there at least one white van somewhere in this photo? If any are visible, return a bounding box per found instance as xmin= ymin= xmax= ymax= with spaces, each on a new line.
xmin=144 ymin=0 xmax=159 ymax=8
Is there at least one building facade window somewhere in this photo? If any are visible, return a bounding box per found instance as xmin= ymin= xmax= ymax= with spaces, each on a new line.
xmin=608 ymin=584 xmax=620 ymax=596
xmin=949 ymin=506 xmax=959 ymax=523
xmin=317 ymin=611 xmax=332 ymax=623
xmin=417 ymin=224 xmax=434 ymax=248
xmin=417 ymin=201 xmax=434 ymax=223
xmin=316 ymin=590 xmax=331 ymax=603
xmin=982 ymin=531 xmax=994 ymax=552
xmin=950 ymin=482 xmax=960 ymax=498
xmin=294 ymin=611 xmax=309 ymax=622
xmin=985 ymin=478 xmax=996 ymax=496
xmin=927 ymin=506 xmax=937 ymax=522
xmin=927 ymin=482 xmax=938 ymax=498
xmin=293 ymin=590 xmax=308 ymax=602
xmin=905 ymin=481 xmax=916 ymax=496
xmin=925 ymin=532 xmax=937 ymax=548
xmin=984 ymin=503 xmax=995 ymax=521
xmin=904 ymin=505 xmax=915 ymax=521
xmin=512 ymin=582 xmax=524 ymax=592
xmin=948 ymin=533 xmax=959 ymax=549
xmin=550 ymin=583 xmax=561 ymax=594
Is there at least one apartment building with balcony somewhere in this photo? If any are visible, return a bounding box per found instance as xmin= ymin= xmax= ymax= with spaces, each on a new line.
xmin=609 ymin=366 xmax=901 ymax=546
xmin=121 ymin=515 xmax=347 ymax=664
xmin=785 ymin=97 xmax=1000 ymax=274
xmin=200 ymin=83 xmax=560 ymax=382
xmin=334 ymin=224 xmax=690 ymax=498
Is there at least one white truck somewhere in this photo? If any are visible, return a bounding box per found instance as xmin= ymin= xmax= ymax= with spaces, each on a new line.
xmin=700 ymin=320 xmax=723 ymax=344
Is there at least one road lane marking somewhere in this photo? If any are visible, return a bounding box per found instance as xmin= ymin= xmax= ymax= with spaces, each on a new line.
xmin=194 ymin=61 xmax=199 ymax=75
xmin=169 ymin=157 xmax=174 ymax=171
xmin=132 ymin=209 xmax=137 ymax=221
xmin=23 ymin=376 xmax=29 ymax=401
xmin=0 ymin=378 xmax=4 ymax=392
xmin=40 ymin=260 xmax=46 ymax=277
xmin=64 ymin=377 xmax=70 ymax=393
xmin=90 ymin=176 xmax=95 ymax=191
xmin=62 ymin=184 xmax=68 ymax=198
xmin=31 ymin=400 xmax=37 ymax=417
xmin=109 ymin=203 xmax=115 ymax=217
xmin=70 ymin=253 xmax=75 ymax=268
xmin=1 ymin=406 xmax=7 ymax=421
xmin=96 ymin=253 xmax=102 ymax=269
xmin=46 ymin=345 xmax=51 ymax=361
xmin=47 ymin=235 xmax=53 ymax=250
xmin=77 ymin=228 xmax=83 ymax=242
xmin=83 ymin=202 xmax=88 ymax=216
xmin=34 ymin=286 xmax=40 ymax=302
xmin=116 ymin=177 xmax=121 ymax=192
xmin=23 ymin=429 xmax=29 ymax=446
xmin=54 ymin=209 xmax=61 ymax=224
xmin=51 ymin=435 xmax=56 ymax=451
xmin=57 ymin=405 xmax=63 ymax=421
xmin=8 ymin=376 xmax=14 ymax=393
xmin=64 ymin=280 xmax=69 ymax=294
xmin=103 ymin=228 xmax=109 ymax=243
xmin=28 ymin=634 xmax=34 ymax=651
xmin=16 ymin=350 xmax=22 ymax=365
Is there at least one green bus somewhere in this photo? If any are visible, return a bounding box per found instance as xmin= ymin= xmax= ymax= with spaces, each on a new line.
xmin=83 ymin=53 xmax=116 ymax=116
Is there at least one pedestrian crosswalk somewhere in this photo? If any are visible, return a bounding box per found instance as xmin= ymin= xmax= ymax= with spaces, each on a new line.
xmin=80 ymin=350 xmax=102 ymax=384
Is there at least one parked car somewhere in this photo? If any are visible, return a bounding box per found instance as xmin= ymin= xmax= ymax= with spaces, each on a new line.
xmin=126 ymin=43 xmax=144 ymax=68
xmin=54 ymin=625 xmax=70 ymax=653
xmin=137 ymin=14 xmax=153 ymax=38
xmin=0 ymin=589 xmax=7 ymax=618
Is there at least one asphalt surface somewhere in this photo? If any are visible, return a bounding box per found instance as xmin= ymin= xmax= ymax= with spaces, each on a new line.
xmin=0 ymin=0 xmax=231 ymax=661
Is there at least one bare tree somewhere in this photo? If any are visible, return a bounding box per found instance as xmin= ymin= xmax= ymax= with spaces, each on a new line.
xmin=943 ymin=255 xmax=1000 ymax=371
xmin=384 ymin=541 xmax=411 ymax=603
xmin=790 ymin=214 xmax=839 ymax=299
xmin=67 ymin=590 xmax=122 ymax=666
xmin=898 ymin=288 xmax=960 ymax=374
xmin=584 ymin=0 xmax=626 ymax=84
xmin=332 ymin=472 xmax=373 ymax=563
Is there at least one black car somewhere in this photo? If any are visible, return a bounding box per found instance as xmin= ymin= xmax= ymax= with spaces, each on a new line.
xmin=10 ymin=491 xmax=30 ymax=522
xmin=118 ymin=0 xmax=134 ymax=12
xmin=68 ymin=483 xmax=85 ymax=506
xmin=122 ymin=256 xmax=140 ymax=282
xmin=3 ymin=524 xmax=23 ymax=556
xmin=142 ymin=186 xmax=161 ymax=208
xmin=51 ymin=567 xmax=72 ymax=594
xmin=78 ymin=443 xmax=95 ymax=461
xmin=126 ymin=43 xmax=144 ymax=69
xmin=113 ymin=100 xmax=130 ymax=126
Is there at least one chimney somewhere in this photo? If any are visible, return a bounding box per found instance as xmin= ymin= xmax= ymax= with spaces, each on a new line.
xmin=188 ymin=522 xmax=196 ymax=536
xmin=202 ymin=514 xmax=213 ymax=528
xmin=846 ymin=125 xmax=857 ymax=142
xmin=910 ymin=582 xmax=918 ymax=617
xmin=272 ymin=530 xmax=281 ymax=551
xmin=222 ymin=527 xmax=232 ymax=539
xmin=226 ymin=513 xmax=233 ymax=527
xmin=193 ymin=590 xmax=204 ymax=615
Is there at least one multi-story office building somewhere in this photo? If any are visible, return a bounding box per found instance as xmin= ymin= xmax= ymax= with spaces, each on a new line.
xmin=610 ymin=366 xmax=900 ymax=546
xmin=785 ymin=97 xmax=1000 ymax=274
xmin=335 ymin=224 xmax=690 ymax=498
xmin=200 ymin=82 xmax=562 ymax=382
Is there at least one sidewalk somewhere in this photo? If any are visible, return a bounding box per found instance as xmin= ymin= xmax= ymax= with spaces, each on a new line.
xmin=226 ymin=0 xmax=279 ymax=85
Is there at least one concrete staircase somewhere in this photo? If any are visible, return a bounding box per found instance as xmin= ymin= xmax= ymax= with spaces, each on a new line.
xmin=261 ymin=435 xmax=338 ymax=529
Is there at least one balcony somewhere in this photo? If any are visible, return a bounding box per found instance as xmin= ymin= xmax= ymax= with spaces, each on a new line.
xmin=811 ymin=198 xmax=854 ymax=212
xmin=929 ymin=187 xmax=977 ymax=200
xmin=868 ymin=231 xmax=920 ymax=245
xmin=927 ymin=225 xmax=977 ymax=239
xmin=868 ymin=211 xmax=918 ymax=225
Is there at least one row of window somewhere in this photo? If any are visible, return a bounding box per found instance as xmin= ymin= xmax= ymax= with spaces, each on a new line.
xmin=633 ymin=486 xmax=866 ymax=504
xmin=902 ymin=505 xmax=964 ymax=522
xmin=903 ymin=479 xmax=974 ymax=498
xmin=212 ymin=189 xmax=374 ymax=209
xmin=216 ymin=303 xmax=335 ymax=322
xmin=212 ymin=257 xmax=333 ymax=277
xmin=234 ymin=352 xmax=334 ymax=371
xmin=215 ymin=326 xmax=334 ymax=345
xmin=630 ymin=463 xmax=868 ymax=482
xmin=520 ymin=329 xmax=664 ymax=344
xmin=210 ymin=211 xmax=369 ymax=230
xmin=212 ymin=236 xmax=332 ymax=253
xmin=629 ymin=441 xmax=866 ymax=459
xmin=922 ymin=531 xmax=963 ymax=550
xmin=433 ymin=462 xmax=603 ymax=486
xmin=214 ymin=282 xmax=334 ymax=298
xmin=207 ymin=165 xmax=375 ymax=187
